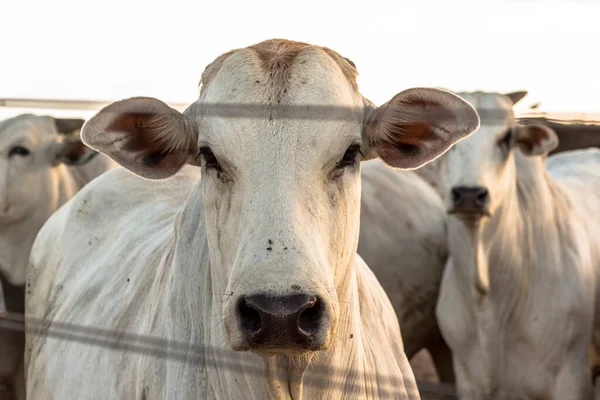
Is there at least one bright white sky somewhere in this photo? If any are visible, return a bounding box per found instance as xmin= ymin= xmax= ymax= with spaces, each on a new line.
xmin=1 ymin=0 xmax=598 ymax=120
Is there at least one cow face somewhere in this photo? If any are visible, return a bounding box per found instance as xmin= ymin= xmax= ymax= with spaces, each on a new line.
xmin=81 ymin=39 xmax=479 ymax=357
xmin=0 ymin=116 xmax=99 ymax=220
xmin=445 ymin=91 xmax=558 ymax=221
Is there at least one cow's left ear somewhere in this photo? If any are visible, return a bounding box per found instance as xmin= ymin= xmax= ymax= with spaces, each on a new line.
xmin=49 ymin=133 xmax=99 ymax=166
xmin=513 ymin=122 xmax=558 ymax=156
xmin=362 ymin=88 xmax=480 ymax=169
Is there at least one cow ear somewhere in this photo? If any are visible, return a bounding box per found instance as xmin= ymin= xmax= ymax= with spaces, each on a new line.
xmin=81 ymin=97 xmax=198 ymax=180
xmin=50 ymin=132 xmax=99 ymax=166
xmin=514 ymin=122 xmax=558 ymax=156
xmin=53 ymin=118 xmax=86 ymax=134
xmin=362 ymin=88 xmax=480 ymax=169
xmin=504 ymin=91 xmax=528 ymax=106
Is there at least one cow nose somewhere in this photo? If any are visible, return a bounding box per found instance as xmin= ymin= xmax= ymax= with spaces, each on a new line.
xmin=450 ymin=185 xmax=490 ymax=214
xmin=236 ymin=293 xmax=324 ymax=349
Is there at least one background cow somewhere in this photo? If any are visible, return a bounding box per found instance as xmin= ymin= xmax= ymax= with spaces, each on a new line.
xmin=359 ymin=159 xmax=453 ymax=382
xmin=435 ymin=91 xmax=600 ymax=399
xmin=0 ymin=114 xmax=116 ymax=400
xmin=25 ymin=39 xmax=479 ymax=399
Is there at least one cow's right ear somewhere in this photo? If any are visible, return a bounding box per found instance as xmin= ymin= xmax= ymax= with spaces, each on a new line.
xmin=514 ymin=122 xmax=559 ymax=156
xmin=504 ymin=91 xmax=528 ymax=106
xmin=81 ymin=97 xmax=199 ymax=180
xmin=361 ymin=88 xmax=480 ymax=169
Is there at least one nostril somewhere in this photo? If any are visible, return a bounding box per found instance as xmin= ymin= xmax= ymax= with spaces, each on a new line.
xmin=451 ymin=188 xmax=462 ymax=203
xmin=238 ymin=298 xmax=262 ymax=335
xmin=476 ymin=188 xmax=489 ymax=203
xmin=298 ymin=297 xmax=323 ymax=335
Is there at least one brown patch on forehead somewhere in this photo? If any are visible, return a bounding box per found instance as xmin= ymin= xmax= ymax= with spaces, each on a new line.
xmin=199 ymin=39 xmax=359 ymax=96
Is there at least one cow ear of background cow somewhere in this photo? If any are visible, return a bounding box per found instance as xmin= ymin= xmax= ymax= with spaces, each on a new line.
xmin=81 ymin=97 xmax=198 ymax=180
xmin=51 ymin=133 xmax=99 ymax=166
xmin=504 ymin=91 xmax=528 ymax=106
xmin=514 ymin=123 xmax=559 ymax=156
xmin=53 ymin=118 xmax=86 ymax=134
xmin=362 ymin=88 xmax=480 ymax=169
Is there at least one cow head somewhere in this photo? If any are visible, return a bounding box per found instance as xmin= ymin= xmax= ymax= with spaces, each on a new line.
xmin=0 ymin=115 xmax=99 ymax=220
xmin=0 ymin=115 xmax=98 ymax=284
xmin=445 ymin=91 xmax=558 ymax=220
xmin=82 ymin=39 xmax=479 ymax=357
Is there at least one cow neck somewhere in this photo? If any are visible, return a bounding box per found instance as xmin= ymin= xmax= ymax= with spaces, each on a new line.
xmin=448 ymin=151 xmax=568 ymax=316
xmin=0 ymin=165 xmax=77 ymax=286
xmin=0 ymin=222 xmax=33 ymax=288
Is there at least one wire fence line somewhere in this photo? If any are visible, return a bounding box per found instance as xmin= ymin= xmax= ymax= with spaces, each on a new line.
xmin=0 ymin=311 xmax=459 ymax=398
xmin=2 ymin=97 xmax=600 ymax=125
xmin=0 ymin=98 xmax=190 ymax=112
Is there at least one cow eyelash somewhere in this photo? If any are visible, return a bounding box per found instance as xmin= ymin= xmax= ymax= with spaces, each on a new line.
xmin=336 ymin=143 xmax=363 ymax=169
xmin=197 ymin=147 xmax=222 ymax=172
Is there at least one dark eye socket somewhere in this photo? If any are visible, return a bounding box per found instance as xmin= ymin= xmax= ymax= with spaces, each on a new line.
xmin=198 ymin=147 xmax=222 ymax=171
xmin=9 ymin=146 xmax=31 ymax=157
xmin=337 ymin=143 xmax=362 ymax=169
xmin=498 ymin=128 xmax=513 ymax=150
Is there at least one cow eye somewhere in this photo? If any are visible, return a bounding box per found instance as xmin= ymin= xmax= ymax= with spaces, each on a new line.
xmin=498 ymin=128 xmax=513 ymax=151
xmin=9 ymin=146 xmax=31 ymax=157
xmin=336 ymin=143 xmax=362 ymax=169
xmin=198 ymin=147 xmax=222 ymax=171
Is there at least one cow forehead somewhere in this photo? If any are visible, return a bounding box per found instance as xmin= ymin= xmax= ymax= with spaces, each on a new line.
xmin=453 ymin=92 xmax=514 ymax=149
xmin=457 ymin=92 xmax=514 ymax=127
xmin=0 ymin=115 xmax=54 ymax=148
xmin=199 ymin=39 xmax=359 ymax=98
xmin=192 ymin=40 xmax=365 ymax=153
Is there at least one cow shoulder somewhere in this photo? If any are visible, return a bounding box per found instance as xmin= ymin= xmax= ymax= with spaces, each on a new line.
xmin=27 ymin=165 xmax=201 ymax=324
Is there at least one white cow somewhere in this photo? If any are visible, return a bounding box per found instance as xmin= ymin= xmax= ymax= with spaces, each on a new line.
xmin=25 ymin=39 xmax=479 ymax=399
xmin=0 ymin=114 xmax=116 ymax=400
xmin=435 ymin=91 xmax=600 ymax=399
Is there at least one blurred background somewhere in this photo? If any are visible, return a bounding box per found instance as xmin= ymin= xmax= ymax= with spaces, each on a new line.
xmin=1 ymin=0 xmax=599 ymax=122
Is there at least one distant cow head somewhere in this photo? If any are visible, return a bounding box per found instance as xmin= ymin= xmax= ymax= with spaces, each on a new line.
xmin=0 ymin=115 xmax=98 ymax=284
xmin=445 ymin=91 xmax=558 ymax=220
xmin=82 ymin=39 xmax=479 ymax=357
